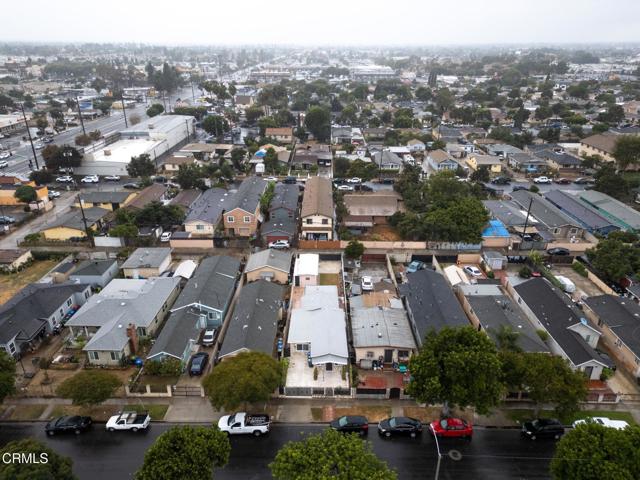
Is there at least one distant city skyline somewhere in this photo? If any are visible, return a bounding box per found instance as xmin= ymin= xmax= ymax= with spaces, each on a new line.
xmin=2 ymin=0 xmax=639 ymax=47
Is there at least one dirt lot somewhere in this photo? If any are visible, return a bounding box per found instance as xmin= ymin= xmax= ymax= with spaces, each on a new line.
xmin=359 ymin=225 xmax=401 ymax=241
xmin=0 ymin=259 xmax=58 ymax=305
xmin=22 ymin=366 xmax=135 ymax=398
xmin=311 ymin=406 xmax=392 ymax=422
xmin=550 ymin=265 xmax=605 ymax=298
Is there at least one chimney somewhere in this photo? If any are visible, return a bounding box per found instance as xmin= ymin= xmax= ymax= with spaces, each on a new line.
xmin=126 ymin=323 xmax=138 ymax=355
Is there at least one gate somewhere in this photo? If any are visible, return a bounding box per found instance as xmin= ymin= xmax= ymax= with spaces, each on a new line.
xmin=172 ymin=385 xmax=203 ymax=397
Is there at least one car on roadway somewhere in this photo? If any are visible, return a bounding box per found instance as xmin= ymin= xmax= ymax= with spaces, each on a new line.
xmin=521 ymin=418 xmax=564 ymax=440
xmin=533 ymin=176 xmax=552 ymax=184
xmin=202 ymin=329 xmax=216 ymax=347
xmin=337 ymin=184 xmax=354 ymax=191
xmin=42 ymin=137 xmax=54 ymax=144
xmin=512 ymin=185 xmax=529 ymax=192
xmin=189 ymin=352 xmax=209 ymax=376
xmin=283 ymin=176 xmax=297 ymax=184
xmin=347 ymin=177 xmax=362 ymax=184
xmin=547 ymin=247 xmax=571 ymax=256
xmin=573 ymin=177 xmax=595 ymax=185
xmin=378 ymin=417 xmax=423 ymax=438
xmin=0 ymin=215 xmax=16 ymax=224
xmin=104 ymin=175 xmax=121 ymax=182
xmin=572 ymin=417 xmax=629 ymax=430
xmin=34 ymin=143 xmax=44 ymax=150
xmin=491 ymin=176 xmax=511 ymax=185
xmin=269 ymin=240 xmax=290 ymax=250
xmin=430 ymin=417 xmax=473 ymax=439
xmin=266 ymin=176 xmax=278 ymax=182
xmin=160 ymin=231 xmax=172 ymax=242
xmin=361 ymin=276 xmax=374 ymax=291
xmin=106 ymin=411 xmax=151 ymax=432
xmin=554 ymin=178 xmax=571 ymax=184
xmin=0 ymin=160 xmax=8 ymax=169
xmin=330 ymin=415 xmax=369 ymax=436
xmin=80 ymin=175 xmax=99 ymax=183
xmin=0 ymin=151 xmax=10 ymax=160
xmin=48 ymin=190 xmax=61 ymax=199
xmin=123 ymin=182 xmax=141 ymax=189
xmin=218 ymin=412 xmax=271 ymax=436
xmin=56 ymin=175 xmax=74 ymax=183
xmin=463 ymin=265 xmax=482 ymax=277
xmin=407 ymin=260 xmax=426 ymax=273
xmin=45 ymin=415 xmax=92 ymax=436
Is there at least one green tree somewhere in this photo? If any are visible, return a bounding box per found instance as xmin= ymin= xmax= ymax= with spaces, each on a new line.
xmin=0 ymin=351 xmax=16 ymax=403
xmin=109 ymin=223 xmax=138 ymax=238
xmin=594 ymin=163 xmax=628 ymax=199
xmin=176 ymin=164 xmax=205 ymax=190
xmin=56 ymin=370 xmax=121 ymax=406
xmin=230 ymin=148 xmax=246 ymax=170
xmin=74 ymin=134 xmax=91 ymax=146
xmin=135 ymin=426 xmax=230 ymax=480
xmin=613 ymin=135 xmax=640 ymax=170
xmin=435 ymin=88 xmax=454 ymax=112
xmin=333 ymin=156 xmax=350 ymax=178
xmin=344 ymin=239 xmax=365 ymax=259
xmin=134 ymin=202 xmax=185 ymax=228
xmin=597 ymin=104 xmax=625 ymax=124
xmin=551 ymin=424 xmax=640 ymax=480
xmin=406 ymin=326 xmax=503 ymax=415
xmin=202 ymin=351 xmax=280 ymax=411
xmin=146 ymin=103 xmax=164 ymax=117
xmin=586 ymin=237 xmax=640 ymax=281
xmin=14 ymin=185 xmax=37 ymax=203
xmin=127 ymin=153 xmax=156 ymax=178
xmin=304 ymin=106 xmax=331 ymax=142
xmin=0 ymin=438 xmax=76 ymax=480
xmin=202 ymin=115 xmax=230 ymax=137
xmin=270 ymin=429 xmax=397 ymax=480
xmin=29 ymin=169 xmax=53 ymax=185
xmin=245 ymin=106 xmax=264 ymax=125
xmin=470 ymin=166 xmax=490 ymax=183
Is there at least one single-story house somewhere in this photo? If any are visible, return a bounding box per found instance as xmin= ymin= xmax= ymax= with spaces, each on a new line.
xmin=245 ymin=248 xmax=292 ymax=284
xmin=293 ymin=253 xmax=319 ymax=287
xmin=40 ymin=207 xmax=109 ymax=241
xmin=343 ymin=191 xmax=404 ymax=230
xmin=261 ymin=217 xmax=297 ymax=245
xmin=544 ymin=190 xmax=619 ymax=236
xmin=162 ymin=155 xmax=196 ymax=172
xmin=0 ymin=249 xmax=32 ymax=272
xmin=425 ymin=149 xmax=459 ymax=173
xmin=508 ymin=153 xmax=548 ymax=173
xmin=265 ymin=127 xmax=294 ymax=143
xmin=511 ymin=190 xmax=584 ymax=240
xmin=528 ymin=144 xmax=581 ymax=170
xmin=466 ymin=154 xmax=502 ymax=174
xmin=373 ymin=150 xmax=403 ymax=171
xmin=75 ymin=191 xmax=136 ymax=211
xmin=124 ymin=184 xmax=168 ymax=211
xmin=218 ymin=280 xmax=284 ymax=360
xmin=121 ymin=248 xmax=172 ymax=279
xmin=69 ymin=259 xmax=119 ymax=288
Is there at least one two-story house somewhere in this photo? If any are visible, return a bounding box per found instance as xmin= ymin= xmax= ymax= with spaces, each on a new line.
xmin=223 ymin=177 xmax=267 ymax=237
xmin=300 ymin=177 xmax=334 ymax=240
xmin=184 ymin=188 xmax=229 ymax=236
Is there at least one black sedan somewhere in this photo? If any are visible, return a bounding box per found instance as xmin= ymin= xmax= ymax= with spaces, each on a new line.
xmin=547 ymin=247 xmax=571 ymax=256
xmin=521 ymin=418 xmax=564 ymax=440
xmin=45 ymin=416 xmax=92 ymax=436
xmin=189 ymin=352 xmax=209 ymax=376
xmin=378 ymin=417 xmax=423 ymax=438
xmin=330 ymin=415 xmax=369 ymax=435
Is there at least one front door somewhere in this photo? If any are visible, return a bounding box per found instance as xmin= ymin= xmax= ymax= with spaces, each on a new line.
xmin=384 ymin=349 xmax=393 ymax=363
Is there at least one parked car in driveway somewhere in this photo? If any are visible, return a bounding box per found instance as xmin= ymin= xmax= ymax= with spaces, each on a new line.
xmin=533 ymin=176 xmax=552 ymax=184
xmin=463 ymin=265 xmax=482 ymax=277
xmin=407 ymin=260 xmax=426 ymax=273
xmin=56 ymin=175 xmax=74 ymax=183
xmin=361 ymin=276 xmax=374 ymax=291
xmin=547 ymin=247 xmax=571 ymax=256
xmin=202 ymin=329 xmax=216 ymax=347
xmin=430 ymin=417 xmax=473 ymax=439
xmin=347 ymin=177 xmax=362 ymax=184
xmin=45 ymin=416 xmax=92 ymax=436
xmin=0 ymin=215 xmax=16 ymax=224
xmin=81 ymin=175 xmax=99 ymax=183
xmin=189 ymin=352 xmax=209 ymax=376
xmin=160 ymin=231 xmax=172 ymax=242
xmin=330 ymin=415 xmax=369 ymax=435
xmin=269 ymin=240 xmax=290 ymax=250
xmin=378 ymin=417 xmax=423 ymax=438
xmin=521 ymin=418 xmax=564 ymax=440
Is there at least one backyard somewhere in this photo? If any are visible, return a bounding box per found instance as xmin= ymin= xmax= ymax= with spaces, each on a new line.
xmin=0 ymin=258 xmax=58 ymax=304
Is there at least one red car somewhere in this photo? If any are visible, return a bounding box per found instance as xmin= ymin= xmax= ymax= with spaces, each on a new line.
xmin=430 ymin=418 xmax=473 ymax=439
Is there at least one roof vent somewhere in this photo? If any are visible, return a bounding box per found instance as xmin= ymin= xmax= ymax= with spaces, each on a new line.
xmin=378 ymin=332 xmax=382 ymax=338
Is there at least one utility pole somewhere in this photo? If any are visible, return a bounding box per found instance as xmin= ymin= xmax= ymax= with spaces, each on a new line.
xmin=432 ymin=425 xmax=442 ymax=480
xmin=20 ymin=103 xmax=39 ymax=170
xmin=522 ymin=197 xmax=534 ymax=243
xmin=190 ymin=82 xmax=195 ymax=102
xmin=161 ymin=91 xmax=167 ymax=113
xmin=121 ymin=96 xmax=128 ymax=129
xmin=185 ymin=119 xmax=190 ymax=143
xmin=75 ymin=96 xmax=86 ymax=135
xmin=76 ymin=193 xmax=95 ymax=248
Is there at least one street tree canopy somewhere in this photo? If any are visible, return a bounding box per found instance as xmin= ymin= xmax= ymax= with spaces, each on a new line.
xmin=406 ymin=326 xmax=503 ymax=415
xmin=42 ymin=145 xmax=82 ymax=171
xmin=270 ymin=429 xmax=397 ymax=480
xmin=56 ymin=370 xmax=121 ymax=406
xmin=135 ymin=425 xmax=230 ymax=480
xmin=203 ymin=351 xmax=280 ymax=411
xmin=551 ymin=423 xmax=640 ymax=480
xmin=344 ymin=240 xmax=365 ymax=259
xmin=202 ymin=115 xmax=230 ymax=136
xmin=586 ymin=237 xmax=640 ymax=282
xmin=146 ymin=103 xmax=164 ymax=117
xmin=126 ymin=153 xmax=156 ymax=178
xmin=0 ymin=438 xmax=77 ymax=480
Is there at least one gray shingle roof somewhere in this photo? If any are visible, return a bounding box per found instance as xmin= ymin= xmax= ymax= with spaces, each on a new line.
xmin=79 ymin=191 xmax=132 ymax=205
xmin=269 ymin=184 xmax=299 ymax=214
xmin=511 ymin=190 xmax=579 ymax=229
xmin=45 ymin=207 xmax=109 ymax=232
xmin=0 ymin=283 xmax=90 ymax=343
xmin=83 ymin=316 xmax=129 ymax=352
xmin=483 ymin=200 xmax=529 ymax=227
xmin=544 ymin=190 xmax=618 ymax=233
xmin=171 ymin=256 xmax=240 ymax=313
xmin=71 ymin=259 xmax=117 ymax=277
xmin=350 ymin=300 xmax=416 ymax=350
xmin=225 ymin=176 xmax=266 ymax=214
xmin=399 ymin=269 xmax=469 ymax=345
xmin=584 ymin=295 xmax=640 ymax=357
xmin=245 ymin=249 xmax=292 ymax=274
xmin=185 ymin=188 xmax=229 ymax=225
xmin=514 ymin=278 xmax=604 ymax=366
xmin=121 ymin=248 xmax=171 ymax=270
xmin=218 ymin=280 xmax=284 ymax=358
xmin=261 ymin=217 xmax=297 ymax=237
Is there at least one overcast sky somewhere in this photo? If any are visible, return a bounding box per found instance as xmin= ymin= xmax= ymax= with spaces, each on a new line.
xmin=3 ymin=0 xmax=639 ymax=46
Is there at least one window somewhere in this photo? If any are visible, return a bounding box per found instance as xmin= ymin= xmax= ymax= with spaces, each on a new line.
xmin=196 ymin=224 xmax=204 ymax=231
xmin=227 ymin=216 xmax=235 ymax=223
xmin=138 ymin=327 xmax=147 ymax=337
xmin=321 ymin=218 xmax=328 ymax=225
xmin=569 ymin=228 xmax=578 ymax=235
xmin=243 ymin=216 xmax=251 ymax=223
xmin=8 ymin=343 xmax=15 ymax=354
xmin=84 ymin=291 xmax=90 ymax=299
xmin=66 ymin=299 xmax=72 ymax=306
xmin=89 ymin=351 xmax=99 ymax=360
xmin=59 ymin=309 xmax=64 ymax=316
xmin=398 ymin=350 xmax=409 ymax=360
xmin=585 ymin=335 xmax=591 ymax=343
xmin=110 ymin=352 xmax=120 ymax=361
xmin=296 ymin=344 xmax=309 ymax=351
xmin=366 ymin=351 xmax=374 ymax=358
xmin=552 ymin=228 xmax=560 ymax=235
xmin=306 ymin=219 xmax=312 ymax=224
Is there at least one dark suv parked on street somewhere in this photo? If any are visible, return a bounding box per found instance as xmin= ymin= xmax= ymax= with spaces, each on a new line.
xmin=521 ymin=418 xmax=564 ymax=440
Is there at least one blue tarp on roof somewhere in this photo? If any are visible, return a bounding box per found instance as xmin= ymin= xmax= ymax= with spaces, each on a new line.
xmin=255 ymin=149 xmax=266 ymax=158
xmin=482 ymin=219 xmax=510 ymax=238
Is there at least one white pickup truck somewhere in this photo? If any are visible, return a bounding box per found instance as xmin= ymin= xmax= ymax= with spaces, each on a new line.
xmin=217 ymin=412 xmax=270 ymax=436
xmin=572 ymin=417 xmax=629 ymax=430
xmin=106 ymin=411 xmax=151 ymax=432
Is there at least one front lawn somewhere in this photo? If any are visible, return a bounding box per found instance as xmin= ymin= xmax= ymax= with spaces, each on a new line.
xmin=124 ymin=404 xmax=169 ymax=420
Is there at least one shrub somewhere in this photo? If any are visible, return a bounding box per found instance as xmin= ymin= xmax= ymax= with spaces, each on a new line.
xmin=144 ymin=358 xmax=182 ymax=376
xmin=536 ymin=329 xmax=550 ymax=342
xmin=313 ymin=367 xmax=318 ymax=381
xmin=486 ymin=271 xmax=495 ymax=279
xmin=519 ymin=266 xmax=532 ymax=278
xmin=600 ymin=367 xmax=614 ymax=381
xmin=572 ymin=261 xmax=588 ymax=277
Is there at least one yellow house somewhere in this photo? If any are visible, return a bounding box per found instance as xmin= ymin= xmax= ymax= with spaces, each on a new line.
xmin=466 ymin=154 xmax=502 ymax=174
xmin=0 ymin=177 xmax=48 ymax=206
xmin=40 ymin=207 xmax=109 ymax=241
xmin=74 ymin=191 xmax=137 ymax=211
